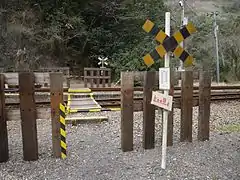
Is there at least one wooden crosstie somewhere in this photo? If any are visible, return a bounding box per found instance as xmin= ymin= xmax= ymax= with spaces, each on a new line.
xmin=142 ymin=19 xmax=197 ymax=67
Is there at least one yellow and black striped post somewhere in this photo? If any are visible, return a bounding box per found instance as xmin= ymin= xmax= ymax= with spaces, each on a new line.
xmin=59 ymin=103 xmax=67 ymax=159
xmin=142 ymin=19 xmax=197 ymax=67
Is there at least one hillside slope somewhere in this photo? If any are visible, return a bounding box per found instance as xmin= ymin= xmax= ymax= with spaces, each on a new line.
xmin=167 ymin=0 xmax=239 ymax=14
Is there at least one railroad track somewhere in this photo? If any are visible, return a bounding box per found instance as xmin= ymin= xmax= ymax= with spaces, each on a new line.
xmin=98 ymin=92 xmax=240 ymax=108
xmin=4 ymin=87 xmax=240 ymax=108
xmin=3 ymin=85 xmax=240 ymax=93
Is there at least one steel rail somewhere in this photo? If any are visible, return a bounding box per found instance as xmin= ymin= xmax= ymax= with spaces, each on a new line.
xmin=3 ymin=85 xmax=240 ymax=93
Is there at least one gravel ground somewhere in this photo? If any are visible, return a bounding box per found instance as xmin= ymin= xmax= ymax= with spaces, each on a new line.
xmin=0 ymin=101 xmax=240 ymax=180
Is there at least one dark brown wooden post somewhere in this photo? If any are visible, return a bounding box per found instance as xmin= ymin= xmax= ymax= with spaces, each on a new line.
xmin=180 ymin=70 xmax=193 ymax=142
xmin=0 ymin=74 xmax=9 ymax=162
xmin=102 ymin=70 xmax=106 ymax=88
xmin=96 ymin=70 xmax=100 ymax=88
xmin=50 ymin=73 xmax=63 ymax=158
xmin=167 ymin=70 xmax=174 ymax=146
xmin=198 ymin=67 xmax=211 ymax=141
xmin=143 ymin=71 xmax=156 ymax=149
xmin=0 ymin=0 xmax=8 ymax=162
xmin=90 ymin=70 xmax=94 ymax=88
xmin=121 ymin=72 xmax=134 ymax=152
xmin=84 ymin=69 xmax=87 ymax=87
xmin=19 ymin=72 xmax=38 ymax=161
xmin=108 ymin=69 xmax=111 ymax=87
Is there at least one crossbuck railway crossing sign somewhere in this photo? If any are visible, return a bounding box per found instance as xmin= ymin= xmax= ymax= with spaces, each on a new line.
xmin=142 ymin=19 xmax=197 ymax=67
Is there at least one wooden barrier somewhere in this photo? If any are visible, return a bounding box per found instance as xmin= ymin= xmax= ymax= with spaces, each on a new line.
xmin=2 ymin=67 xmax=70 ymax=76
xmin=50 ymin=73 xmax=64 ymax=158
xmin=19 ymin=73 xmax=39 ymax=161
xmin=121 ymin=69 xmax=211 ymax=152
xmin=198 ymin=66 xmax=211 ymax=141
xmin=0 ymin=74 xmax=8 ymax=163
xmin=0 ymin=72 xmax=64 ymax=162
xmin=84 ymin=68 xmax=111 ymax=88
xmin=37 ymin=67 xmax=70 ymax=77
xmin=2 ymin=67 xmax=70 ymax=88
xmin=143 ymin=72 xmax=156 ymax=149
xmin=180 ymin=70 xmax=193 ymax=142
xmin=121 ymin=72 xmax=134 ymax=151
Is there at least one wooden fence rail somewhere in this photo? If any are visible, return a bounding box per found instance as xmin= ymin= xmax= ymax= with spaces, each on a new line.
xmin=121 ymin=69 xmax=211 ymax=152
xmin=1 ymin=67 xmax=70 ymax=88
xmin=0 ymin=72 xmax=64 ymax=162
xmin=0 ymin=70 xmax=212 ymax=162
xmin=84 ymin=68 xmax=111 ymax=88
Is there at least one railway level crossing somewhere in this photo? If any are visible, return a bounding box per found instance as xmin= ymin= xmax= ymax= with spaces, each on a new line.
xmin=141 ymin=13 xmax=198 ymax=169
xmin=67 ymin=88 xmax=101 ymax=113
xmin=142 ymin=19 xmax=197 ymax=67
xmin=66 ymin=88 xmax=121 ymax=123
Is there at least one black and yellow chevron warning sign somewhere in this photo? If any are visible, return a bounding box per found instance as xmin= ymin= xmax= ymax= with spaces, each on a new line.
xmin=142 ymin=19 xmax=197 ymax=67
xmin=59 ymin=103 xmax=67 ymax=159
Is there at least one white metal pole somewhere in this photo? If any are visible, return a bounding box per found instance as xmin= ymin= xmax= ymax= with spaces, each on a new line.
xmin=161 ymin=12 xmax=171 ymax=170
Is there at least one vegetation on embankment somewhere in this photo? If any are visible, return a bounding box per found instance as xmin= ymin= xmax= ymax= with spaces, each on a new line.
xmin=0 ymin=0 xmax=239 ymax=81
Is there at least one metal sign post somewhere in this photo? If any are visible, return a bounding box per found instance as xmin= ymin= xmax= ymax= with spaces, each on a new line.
xmin=98 ymin=56 xmax=108 ymax=68
xmin=98 ymin=56 xmax=109 ymax=76
xmin=142 ymin=10 xmax=197 ymax=170
xmin=161 ymin=12 xmax=171 ymax=170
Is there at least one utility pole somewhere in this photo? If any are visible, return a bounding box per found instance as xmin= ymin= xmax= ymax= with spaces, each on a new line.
xmin=207 ymin=11 xmax=220 ymax=83
xmin=213 ymin=12 xmax=220 ymax=83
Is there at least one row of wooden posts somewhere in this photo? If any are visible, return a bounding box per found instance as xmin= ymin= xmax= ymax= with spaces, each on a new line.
xmin=0 ymin=72 xmax=66 ymax=162
xmin=0 ymin=68 xmax=211 ymax=162
xmin=120 ymin=68 xmax=211 ymax=151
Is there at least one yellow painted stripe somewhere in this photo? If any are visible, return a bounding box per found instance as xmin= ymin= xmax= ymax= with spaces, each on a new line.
xmin=60 ymin=103 xmax=65 ymax=112
xmin=69 ymin=109 xmax=78 ymax=113
xmin=61 ymin=153 xmax=66 ymax=159
xmin=60 ymin=128 xmax=66 ymax=137
xmin=143 ymin=54 xmax=154 ymax=67
xmin=109 ymin=108 xmax=121 ymax=111
xmin=60 ymin=116 xmax=65 ymax=125
xmin=184 ymin=55 xmax=193 ymax=67
xmin=155 ymin=30 xmax=167 ymax=44
xmin=142 ymin=19 xmax=154 ymax=33
xmin=186 ymin=22 xmax=197 ymax=34
xmin=61 ymin=141 xmax=67 ymax=149
xmin=89 ymin=93 xmax=94 ymax=98
xmin=68 ymin=94 xmax=71 ymax=101
xmin=68 ymin=88 xmax=92 ymax=93
xmin=67 ymin=94 xmax=71 ymax=110
xmin=173 ymin=46 xmax=184 ymax=58
xmin=173 ymin=31 xmax=184 ymax=44
xmin=89 ymin=109 xmax=101 ymax=112
xmin=155 ymin=44 xmax=167 ymax=58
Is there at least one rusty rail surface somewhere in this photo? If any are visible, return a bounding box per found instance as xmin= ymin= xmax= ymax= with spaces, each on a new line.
xmin=3 ymin=89 xmax=240 ymax=107
xmin=4 ymin=88 xmax=240 ymax=122
xmin=3 ymin=85 xmax=240 ymax=93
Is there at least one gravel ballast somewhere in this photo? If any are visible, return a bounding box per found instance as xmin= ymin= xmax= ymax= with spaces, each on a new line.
xmin=0 ymin=101 xmax=240 ymax=180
